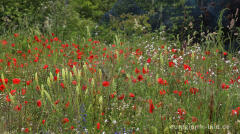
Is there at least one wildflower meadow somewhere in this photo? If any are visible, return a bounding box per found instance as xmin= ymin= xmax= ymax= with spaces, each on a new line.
xmin=0 ymin=30 xmax=239 ymax=134
xmin=0 ymin=0 xmax=240 ymax=134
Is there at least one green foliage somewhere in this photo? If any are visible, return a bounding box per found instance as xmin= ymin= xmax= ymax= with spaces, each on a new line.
xmin=0 ymin=0 xmax=50 ymax=32
xmin=136 ymin=0 xmax=186 ymax=11
xmin=46 ymin=2 xmax=97 ymax=40
xmin=70 ymin=0 xmax=117 ymax=21
xmin=92 ymin=13 xmax=152 ymax=44
xmin=0 ymin=0 xmax=117 ymax=40
xmin=112 ymin=13 xmax=151 ymax=35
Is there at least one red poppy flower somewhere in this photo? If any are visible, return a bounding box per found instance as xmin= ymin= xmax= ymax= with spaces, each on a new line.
xmin=208 ymin=79 xmax=214 ymax=85
xmin=63 ymin=118 xmax=69 ymax=124
xmin=159 ymin=90 xmax=166 ymax=95
xmin=43 ymin=64 xmax=48 ymax=69
xmin=65 ymin=101 xmax=70 ymax=108
xmin=14 ymin=104 xmax=22 ymax=111
xmin=118 ymin=94 xmax=125 ymax=100
xmin=171 ymin=49 xmax=177 ymax=53
xmin=21 ymin=89 xmax=26 ymax=95
xmin=55 ymin=68 xmax=60 ymax=74
xmin=1 ymin=40 xmax=7 ymax=45
xmin=135 ymin=68 xmax=140 ymax=74
xmin=189 ymin=88 xmax=199 ymax=94
xmin=12 ymin=58 xmax=17 ymax=62
xmin=191 ymin=116 xmax=198 ymax=122
xmin=37 ymin=100 xmax=42 ymax=107
xmin=46 ymin=45 xmax=51 ymax=49
xmin=237 ymin=76 xmax=240 ymax=84
xmin=173 ymin=90 xmax=178 ymax=94
xmin=173 ymin=90 xmax=182 ymax=96
xmin=169 ymin=61 xmax=175 ymax=67
xmin=158 ymin=78 xmax=163 ymax=84
xmin=34 ymin=57 xmax=39 ymax=62
xmin=223 ymin=52 xmax=228 ymax=56
xmin=88 ymin=55 xmax=94 ymax=61
xmin=183 ymin=64 xmax=191 ymax=71
xmin=60 ymin=83 xmax=64 ymax=88
xmin=93 ymin=40 xmax=100 ymax=44
xmin=102 ymin=81 xmax=110 ymax=87
xmin=232 ymin=109 xmax=239 ymax=116
xmin=42 ymin=120 xmax=46 ymax=125
xmin=72 ymin=80 xmax=77 ymax=85
xmin=53 ymin=37 xmax=58 ymax=41
xmin=184 ymin=80 xmax=189 ymax=85
xmin=142 ymin=67 xmax=148 ymax=74
xmin=221 ymin=83 xmax=230 ymax=90
xmin=14 ymin=33 xmax=19 ymax=37
xmin=129 ymin=93 xmax=135 ymax=98
xmin=205 ymin=51 xmax=210 ymax=55
xmin=177 ymin=108 xmax=186 ymax=116
xmin=82 ymin=85 xmax=87 ymax=90
xmin=119 ymin=49 xmax=124 ymax=54
xmin=230 ymin=79 xmax=235 ymax=84
xmin=97 ymin=122 xmax=100 ymax=130
xmin=132 ymin=78 xmax=137 ymax=83
xmin=110 ymin=93 xmax=114 ymax=99
xmin=135 ymin=49 xmax=142 ymax=55
xmin=12 ymin=78 xmax=21 ymax=84
xmin=149 ymin=99 xmax=154 ymax=113
xmin=109 ymin=92 xmax=116 ymax=99
xmin=36 ymin=85 xmax=40 ymax=91
xmin=178 ymin=91 xmax=183 ymax=96
xmin=0 ymin=79 xmax=8 ymax=84
xmin=121 ymin=69 xmax=125 ymax=73
xmin=54 ymin=100 xmax=60 ymax=105
xmin=147 ymin=58 xmax=151 ymax=63
xmin=24 ymin=128 xmax=29 ymax=133
xmin=158 ymin=78 xmax=168 ymax=85
xmin=137 ymin=75 xmax=143 ymax=81
xmin=6 ymin=95 xmax=11 ymax=102
xmin=26 ymin=80 xmax=31 ymax=85
xmin=0 ymin=84 xmax=5 ymax=92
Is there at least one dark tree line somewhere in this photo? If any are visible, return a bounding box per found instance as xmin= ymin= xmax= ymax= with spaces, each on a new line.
xmin=101 ymin=0 xmax=240 ymax=30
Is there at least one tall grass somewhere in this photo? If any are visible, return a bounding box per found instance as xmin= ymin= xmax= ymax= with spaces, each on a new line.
xmin=0 ymin=24 xmax=239 ymax=133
